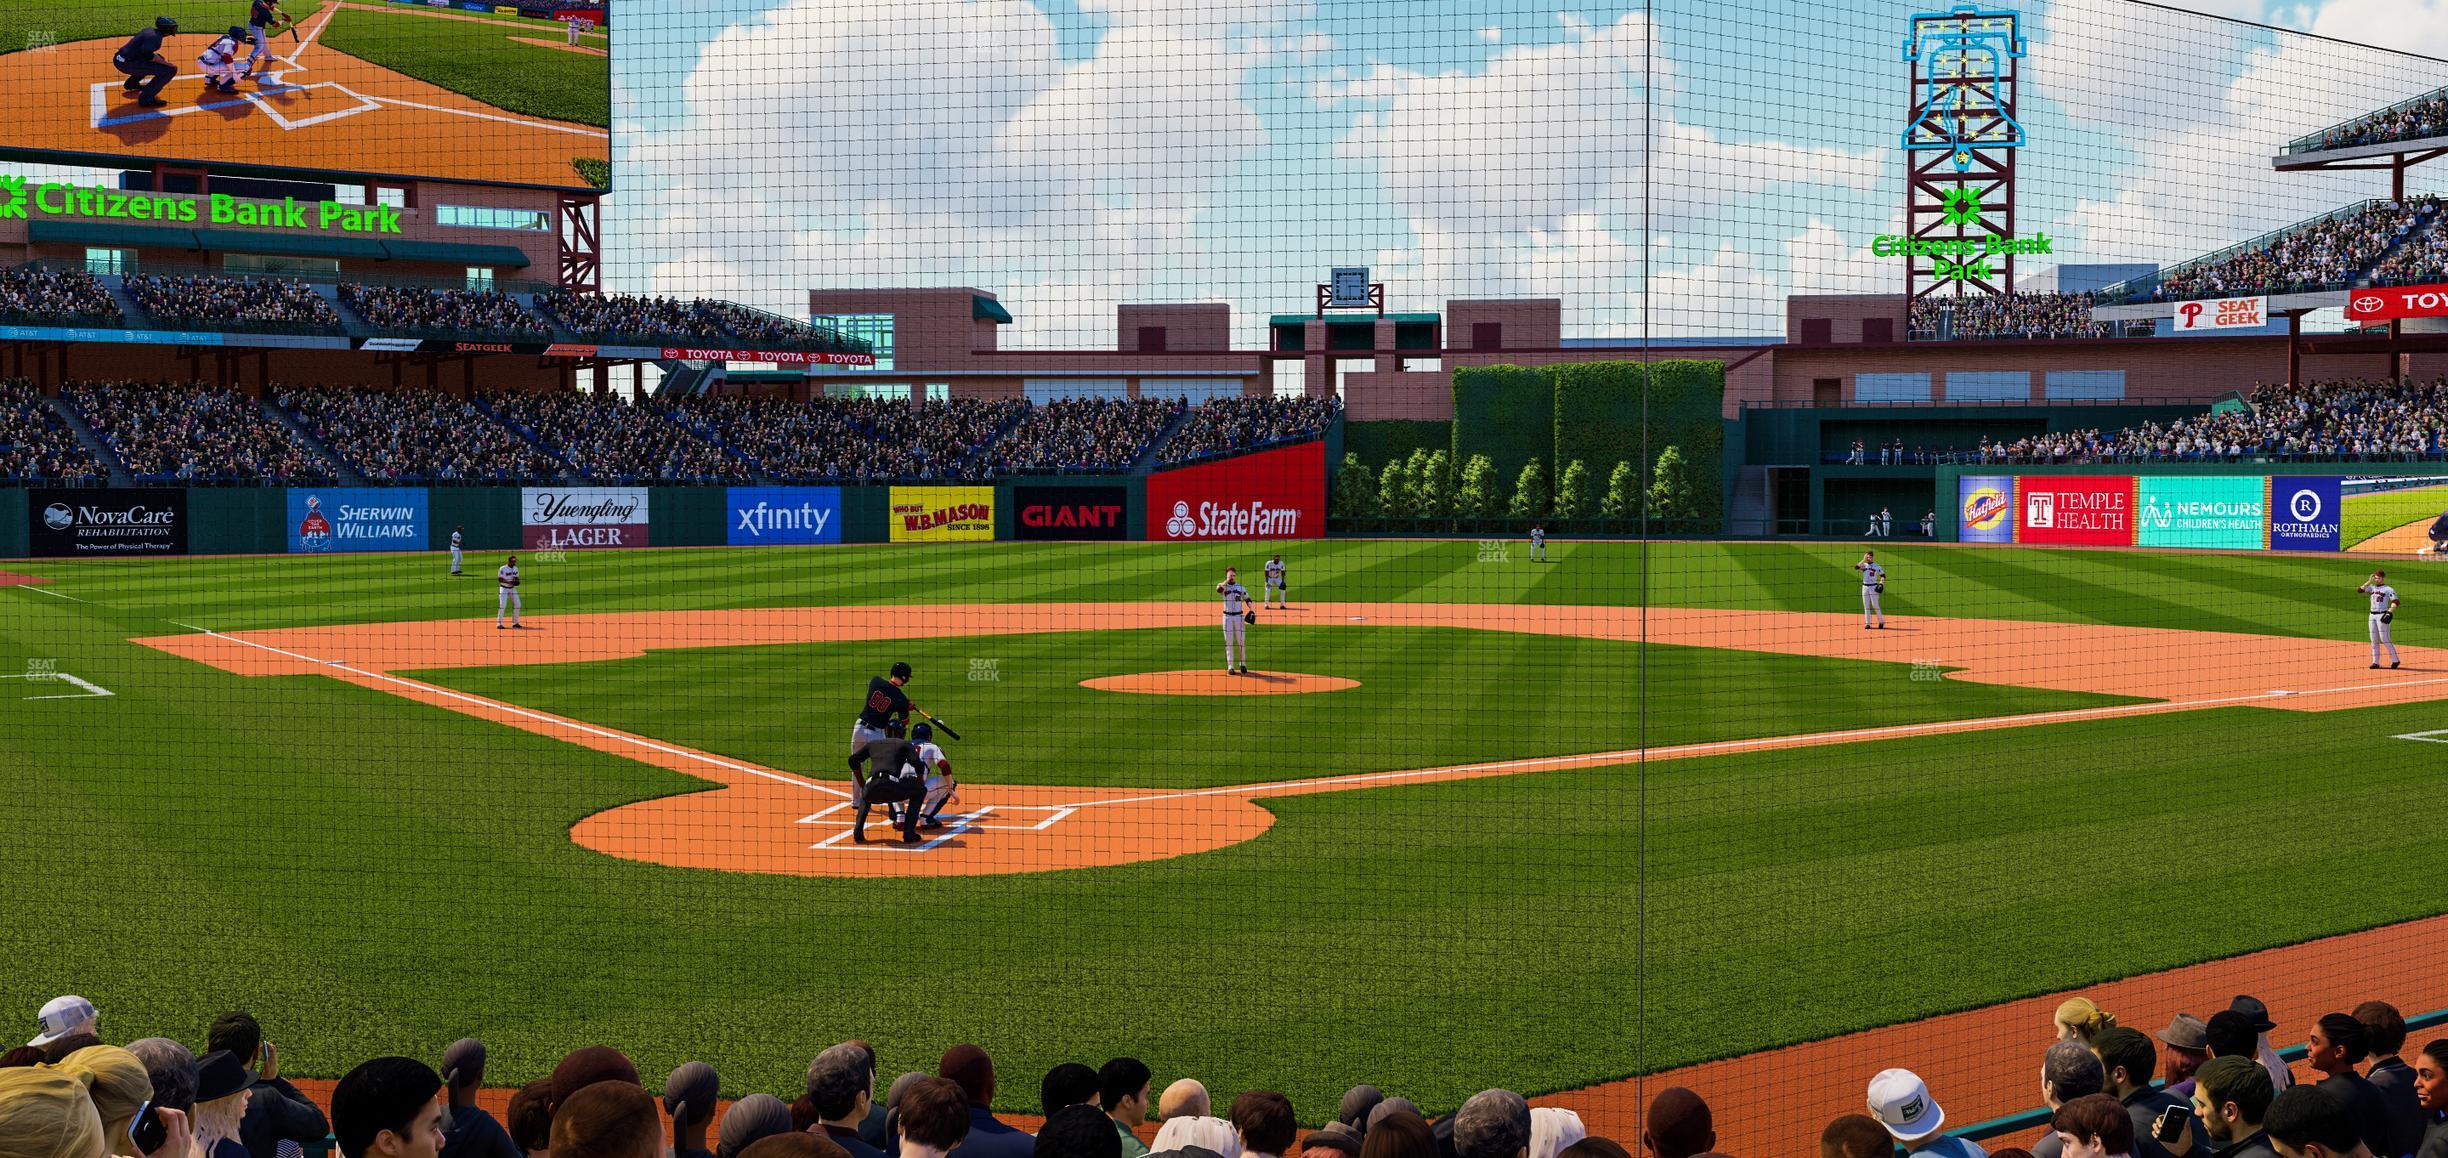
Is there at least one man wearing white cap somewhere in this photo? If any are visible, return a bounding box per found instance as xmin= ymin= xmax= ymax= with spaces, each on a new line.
xmin=1870 ymin=1068 xmax=1988 ymax=1157
xmin=29 ymin=996 xmax=97 ymax=1048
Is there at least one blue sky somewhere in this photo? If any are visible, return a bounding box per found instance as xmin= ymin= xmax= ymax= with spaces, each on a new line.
xmin=606 ymin=0 xmax=2448 ymax=343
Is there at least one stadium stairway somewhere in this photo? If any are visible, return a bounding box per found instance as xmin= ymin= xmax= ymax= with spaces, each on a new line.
xmin=97 ymin=276 xmax=152 ymax=331
xmin=316 ymin=285 xmax=379 ymax=341
xmin=1128 ymin=403 xmax=1196 ymax=473
xmin=2366 ymin=206 xmax=2448 ymax=277
xmin=259 ymin=397 xmax=366 ymax=486
xmin=44 ymin=394 xmax=133 ymax=487
xmin=1728 ymin=466 xmax=1773 ymax=536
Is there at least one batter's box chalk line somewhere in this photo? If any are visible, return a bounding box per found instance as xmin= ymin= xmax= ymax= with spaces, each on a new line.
xmin=0 ymin=672 xmax=113 ymax=700
xmin=795 ymin=803 xmax=1080 ymax=852
xmin=2395 ymin=729 xmax=2448 ymax=743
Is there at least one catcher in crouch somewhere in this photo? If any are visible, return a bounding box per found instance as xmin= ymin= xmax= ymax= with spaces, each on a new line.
xmin=886 ymin=721 xmax=960 ymax=832
xmin=848 ymin=723 xmax=927 ymax=845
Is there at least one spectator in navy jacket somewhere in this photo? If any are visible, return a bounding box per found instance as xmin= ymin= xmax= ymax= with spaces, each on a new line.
xmin=939 ymin=1046 xmax=1032 ymax=1158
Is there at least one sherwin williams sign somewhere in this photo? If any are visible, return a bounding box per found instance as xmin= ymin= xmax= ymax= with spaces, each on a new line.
xmin=288 ymin=488 xmax=429 ymax=553
xmin=2268 ymin=477 xmax=2343 ymax=551
xmin=2016 ymin=476 xmax=2134 ymax=546
xmin=889 ymin=486 xmax=995 ymax=543
xmin=727 ymin=487 xmax=842 ymax=545
xmin=2137 ymin=476 xmax=2265 ymax=549
xmin=1957 ymin=475 xmax=2013 ymax=543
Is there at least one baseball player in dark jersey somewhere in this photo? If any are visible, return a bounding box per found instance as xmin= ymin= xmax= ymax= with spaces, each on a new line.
xmin=246 ymin=0 xmax=289 ymax=78
xmin=113 ymin=17 xmax=181 ymax=108
xmin=848 ymin=724 xmax=926 ymax=845
xmin=852 ymin=662 xmax=922 ymax=755
xmin=2427 ymin=509 xmax=2448 ymax=556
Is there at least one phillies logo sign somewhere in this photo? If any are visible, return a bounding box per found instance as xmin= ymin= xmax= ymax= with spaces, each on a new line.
xmin=2174 ymin=296 xmax=2265 ymax=331
xmin=2345 ymin=284 xmax=2448 ymax=323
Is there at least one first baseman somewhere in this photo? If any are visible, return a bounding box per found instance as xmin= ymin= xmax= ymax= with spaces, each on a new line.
xmin=496 ymin=555 xmax=524 ymax=628
xmin=1217 ymin=567 xmax=1252 ymax=675
xmin=1263 ymin=553 xmax=1289 ymax=609
xmin=2361 ymin=570 xmax=2400 ymax=669
xmin=1855 ymin=550 xmax=1886 ymax=629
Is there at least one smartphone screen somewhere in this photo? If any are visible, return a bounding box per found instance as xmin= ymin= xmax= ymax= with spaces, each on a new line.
xmin=130 ymin=1101 xmax=168 ymax=1155
xmin=2154 ymin=1104 xmax=2193 ymax=1144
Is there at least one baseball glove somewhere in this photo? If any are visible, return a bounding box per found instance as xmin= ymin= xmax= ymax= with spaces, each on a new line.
xmin=1243 ymin=610 xmax=1257 ymax=625
xmin=1875 ymin=582 xmax=1886 ymax=594
xmin=2384 ymin=610 xmax=2394 ymax=624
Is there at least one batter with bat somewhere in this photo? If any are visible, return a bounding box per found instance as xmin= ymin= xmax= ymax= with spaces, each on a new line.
xmin=851 ymin=662 xmax=962 ymax=758
xmin=245 ymin=0 xmax=295 ymax=80
xmin=1855 ymin=550 xmax=1886 ymax=629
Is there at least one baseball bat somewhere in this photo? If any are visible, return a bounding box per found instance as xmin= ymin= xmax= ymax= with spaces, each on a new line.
xmin=919 ymin=710 xmax=961 ymax=741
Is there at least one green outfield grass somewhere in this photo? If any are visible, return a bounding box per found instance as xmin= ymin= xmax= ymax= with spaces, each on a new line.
xmin=2343 ymin=483 xmax=2448 ymax=549
xmin=5 ymin=540 xmax=2447 ymax=1117
xmin=0 ymin=2 xmax=329 ymax=57
xmin=319 ymin=3 xmax=608 ymax=128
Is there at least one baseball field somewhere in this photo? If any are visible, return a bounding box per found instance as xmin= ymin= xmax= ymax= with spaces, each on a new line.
xmin=7 ymin=538 xmax=2448 ymax=1130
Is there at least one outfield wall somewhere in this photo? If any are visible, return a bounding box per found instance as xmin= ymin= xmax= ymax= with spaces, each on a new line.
xmin=1931 ymin=463 xmax=2448 ymax=550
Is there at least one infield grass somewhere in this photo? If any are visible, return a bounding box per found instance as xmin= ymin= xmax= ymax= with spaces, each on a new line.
xmin=6 ymin=540 xmax=2448 ymax=1118
xmin=2343 ymin=482 xmax=2448 ymax=548
xmin=318 ymin=3 xmax=608 ymax=128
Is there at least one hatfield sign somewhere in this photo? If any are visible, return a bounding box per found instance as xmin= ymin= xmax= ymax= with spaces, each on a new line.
xmin=2345 ymin=284 xmax=2448 ymax=323
xmin=0 ymin=177 xmax=402 ymax=234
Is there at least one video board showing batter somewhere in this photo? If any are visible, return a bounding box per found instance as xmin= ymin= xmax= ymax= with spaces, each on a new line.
xmin=0 ymin=0 xmax=608 ymax=190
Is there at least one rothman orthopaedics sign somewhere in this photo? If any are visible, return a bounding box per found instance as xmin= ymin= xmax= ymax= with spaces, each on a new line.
xmin=0 ymin=177 xmax=404 ymax=234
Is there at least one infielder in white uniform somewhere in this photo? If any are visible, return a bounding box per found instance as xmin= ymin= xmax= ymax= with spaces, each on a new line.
xmin=1217 ymin=567 xmax=1252 ymax=675
xmin=1263 ymin=553 xmax=1289 ymax=609
xmin=449 ymin=526 xmax=464 ymax=575
xmin=2360 ymin=570 xmax=2401 ymax=669
xmin=496 ymin=555 xmax=524 ymax=629
xmin=1855 ymin=550 xmax=1886 ymax=629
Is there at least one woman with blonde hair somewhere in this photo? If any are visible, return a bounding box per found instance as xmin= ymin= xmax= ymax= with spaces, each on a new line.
xmin=186 ymin=1053 xmax=251 ymax=1158
xmin=55 ymin=1047 xmax=155 ymax=1158
xmin=2056 ymin=998 xmax=2117 ymax=1048
xmin=0 ymin=1066 xmax=110 ymax=1158
xmin=1528 ymin=1108 xmax=1587 ymax=1158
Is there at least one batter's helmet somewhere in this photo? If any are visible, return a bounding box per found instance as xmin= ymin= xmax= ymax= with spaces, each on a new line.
xmin=889 ymin=662 xmax=912 ymax=681
xmin=155 ymin=16 xmax=179 ymax=33
xmin=910 ymin=722 xmax=933 ymax=744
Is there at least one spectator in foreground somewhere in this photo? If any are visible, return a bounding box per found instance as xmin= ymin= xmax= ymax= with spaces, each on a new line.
xmin=2413 ymin=1040 xmax=2448 ymax=1158
xmin=2059 ymin=1000 xmax=2118 ymax=1049
xmin=1044 ymin=1066 xmax=1101 ymax=1119
xmin=548 ymin=1049 xmax=640 ymax=1119
xmin=1340 ymin=1089 xmax=1386 ymax=1139
xmin=2096 ymin=1027 xmax=2202 ymax=1158
xmin=1870 ymin=1068 xmax=1987 ymax=1157
xmin=2035 ymin=1042 xmax=2109 ymax=1158
xmin=2207 ymin=1016 xmax=2266 ymax=1081
xmin=1305 ymin=1125 xmax=1363 ymax=1158
xmin=896 ymin=1077 xmax=973 ymax=1158
xmin=1147 ymin=1116 xmax=1239 ymax=1158
xmin=808 ymin=1046 xmax=884 ymax=1158
xmin=1227 ymin=1093 xmax=1295 ymax=1158
xmin=845 ymin=1045 xmax=888 ymax=1152
xmin=1098 ymin=1059 xmax=1152 ymax=1158
xmin=505 ymin=1080 xmax=555 ymax=1158
xmin=2352 ymin=1003 xmax=2424 ymax=1158
xmin=1824 ymin=1114 xmax=1897 ymax=1158
xmin=128 ymin=1038 xmax=200 ymax=1113
xmin=2189 ymin=1056 xmax=2277 ymax=1158
xmin=939 ymin=1046 xmax=1031 ymax=1158
xmin=1560 ymin=1143 xmax=1630 ymax=1158
xmin=193 ymin=1051 xmax=255 ymax=1158
xmin=2265 ymin=1085 xmax=2372 ymax=1158
xmin=331 ymin=1057 xmax=447 ymax=1158
xmin=1159 ymin=1083 xmax=1211 ymax=1124
xmin=209 ymin=1012 xmax=328 ymax=1158
xmin=1527 ymin=1108 xmax=1585 ymax=1158
xmin=716 ymin=1096 xmax=794 ymax=1158
xmin=29 ymin=997 xmax=99 ymax=1050
xmin=551 ymin=1082 xmax=661 ymax=1158
xmin=1452 ymin=1092 xmax=1530 ymax=1158
xmin=438 ymin=1040 xmax=518 ymax=1158
xmin=2231 ymin=999 xmax=2295 ymax=1098
xmin=665 ymin=1062 xmax=720 ymax=1158
xmin=2306 ymin=1015 xmax=2395 ymax=1158
xmin=1037 ymin=1106 xmax=1123 ymax=1158
xmin=2052 ymin=1094 xmax=2136 ymax=1158
xmin=2161 ymin=1017 xmax=2212 ymax=1101
xmin=0 ymin=1065 xmax=136 ymax=1158
xmin=1356 ymin=1112 xmax=1435 ymax=1158
xmin=740 ymin=1139 xmax=849 ymax=1158
xmin=41 ymin=1034 xmax=107 ymax=1066
xmin=1642 ymin=1089 xmax=1714 ymax=1158
xmin=56 ymin=1044 xmax=154 ymax=1158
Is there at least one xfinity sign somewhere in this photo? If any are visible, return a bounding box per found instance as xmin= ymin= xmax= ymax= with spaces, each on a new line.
xmin=727 ymin=487 xmax=842 ymax=545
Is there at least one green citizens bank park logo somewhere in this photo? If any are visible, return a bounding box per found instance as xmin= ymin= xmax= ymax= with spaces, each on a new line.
xmin=0 ymin=176 xmax=402 ymax=234
xmin=1872 ymin=187 xmax=2054 ymax=282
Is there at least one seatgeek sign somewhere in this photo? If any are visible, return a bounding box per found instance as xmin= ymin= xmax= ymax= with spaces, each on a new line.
xmin=1145 ymin=440 xmax=1325 ymax=540
xmin=0 ymin=177 xmax=403 ymax=234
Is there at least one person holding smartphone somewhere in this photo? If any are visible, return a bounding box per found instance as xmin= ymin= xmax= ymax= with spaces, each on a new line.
xmin=2189 ymin=1057 xmax=2278 ymax=1158
xmin=209 ymin=1012 xmax=327 ymax=1158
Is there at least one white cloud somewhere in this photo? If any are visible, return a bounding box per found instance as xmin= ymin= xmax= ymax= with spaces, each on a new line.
xmin=1478 ymin=26 xmax=1502 ymax=42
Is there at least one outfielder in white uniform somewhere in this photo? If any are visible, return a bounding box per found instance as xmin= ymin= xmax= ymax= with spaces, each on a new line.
xmin=1855 ymin=551 xmax=1886 ymax=629
xmin=1217 ymin=567 xmax=1252 ymax=675
xmin=2361 ymin=570 xmax=2400 ymax=669
xmin=1531 ymin=525 xmax=1547 ymax=562
xmin=496 ymin=555 xmax=524 ymax=629
xmin=449 ymin=526 xmax=464 ymax=575
xmin=1264 ymin=553 xmax=1288 ymax=609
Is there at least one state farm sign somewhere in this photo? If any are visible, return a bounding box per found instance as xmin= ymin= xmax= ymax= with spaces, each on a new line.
xmin=2173 ymin=296 xmax=2265 ymax=331
xmin=521 ymin=486 xmax=649 ymax=549
xmin=1144 ymin=441 xmax=1325 ymax=541
xmin=2345 ymin=284 xmax=2448 ymax=323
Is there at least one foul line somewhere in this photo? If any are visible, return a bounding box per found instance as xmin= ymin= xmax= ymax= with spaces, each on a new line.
xmin=19 ymin=587 xmax=84 ymax=602
xmin=190 ymin=628 xmax=851 ymax=798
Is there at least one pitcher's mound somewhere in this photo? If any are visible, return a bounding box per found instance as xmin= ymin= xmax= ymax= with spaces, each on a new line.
xmin=1083 ymin=670 xmax=1359 ymax=696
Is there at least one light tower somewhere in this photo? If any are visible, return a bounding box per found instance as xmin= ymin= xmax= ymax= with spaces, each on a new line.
xmin=1901 ymin=5 xmax=2026 ymax=303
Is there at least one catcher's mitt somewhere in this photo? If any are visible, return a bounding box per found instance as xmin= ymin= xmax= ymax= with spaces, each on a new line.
xmin=1875 ymin=582 xmax=1886 ymax=594
xmin=1243 ymin=610 xmax=1257 ymax=625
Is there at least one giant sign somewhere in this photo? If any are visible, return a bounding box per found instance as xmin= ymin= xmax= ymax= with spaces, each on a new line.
xmin=1013 ymin=485 xmax=1130 ymax=541
xmin=2136 ymin=476 xmax=2265 ymax=550
xmin=288 ymin=488 xmax=430 ymax=553
xmin=727 ymin=487 xmax=842 ymax=546
xmin=889 ymin=486 xmax=995 ymax=543
xmin=29 ymin=489 xmax=186 ymax=557
xmin=2015 ymin=475 xmax=2134 ymax=546
xmin=2268 ymin=476 xmax=2343 ymax=551
xmin=521 ymin=487 xmax=649 ymax=549
xmin=1145 ymin=441 xmax=1326 ymax=541
xmin=2345 ymin=284 xmax=2448 ymax=323
xmin=1957 ymin=475 xmax=2014 ymax=543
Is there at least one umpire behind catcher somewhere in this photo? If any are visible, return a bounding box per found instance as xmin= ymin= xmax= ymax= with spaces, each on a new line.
xmin=114 ymin=17 xmax=180 ymax=108
xmin=848 ymin=723 xmax=926 ymax=845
